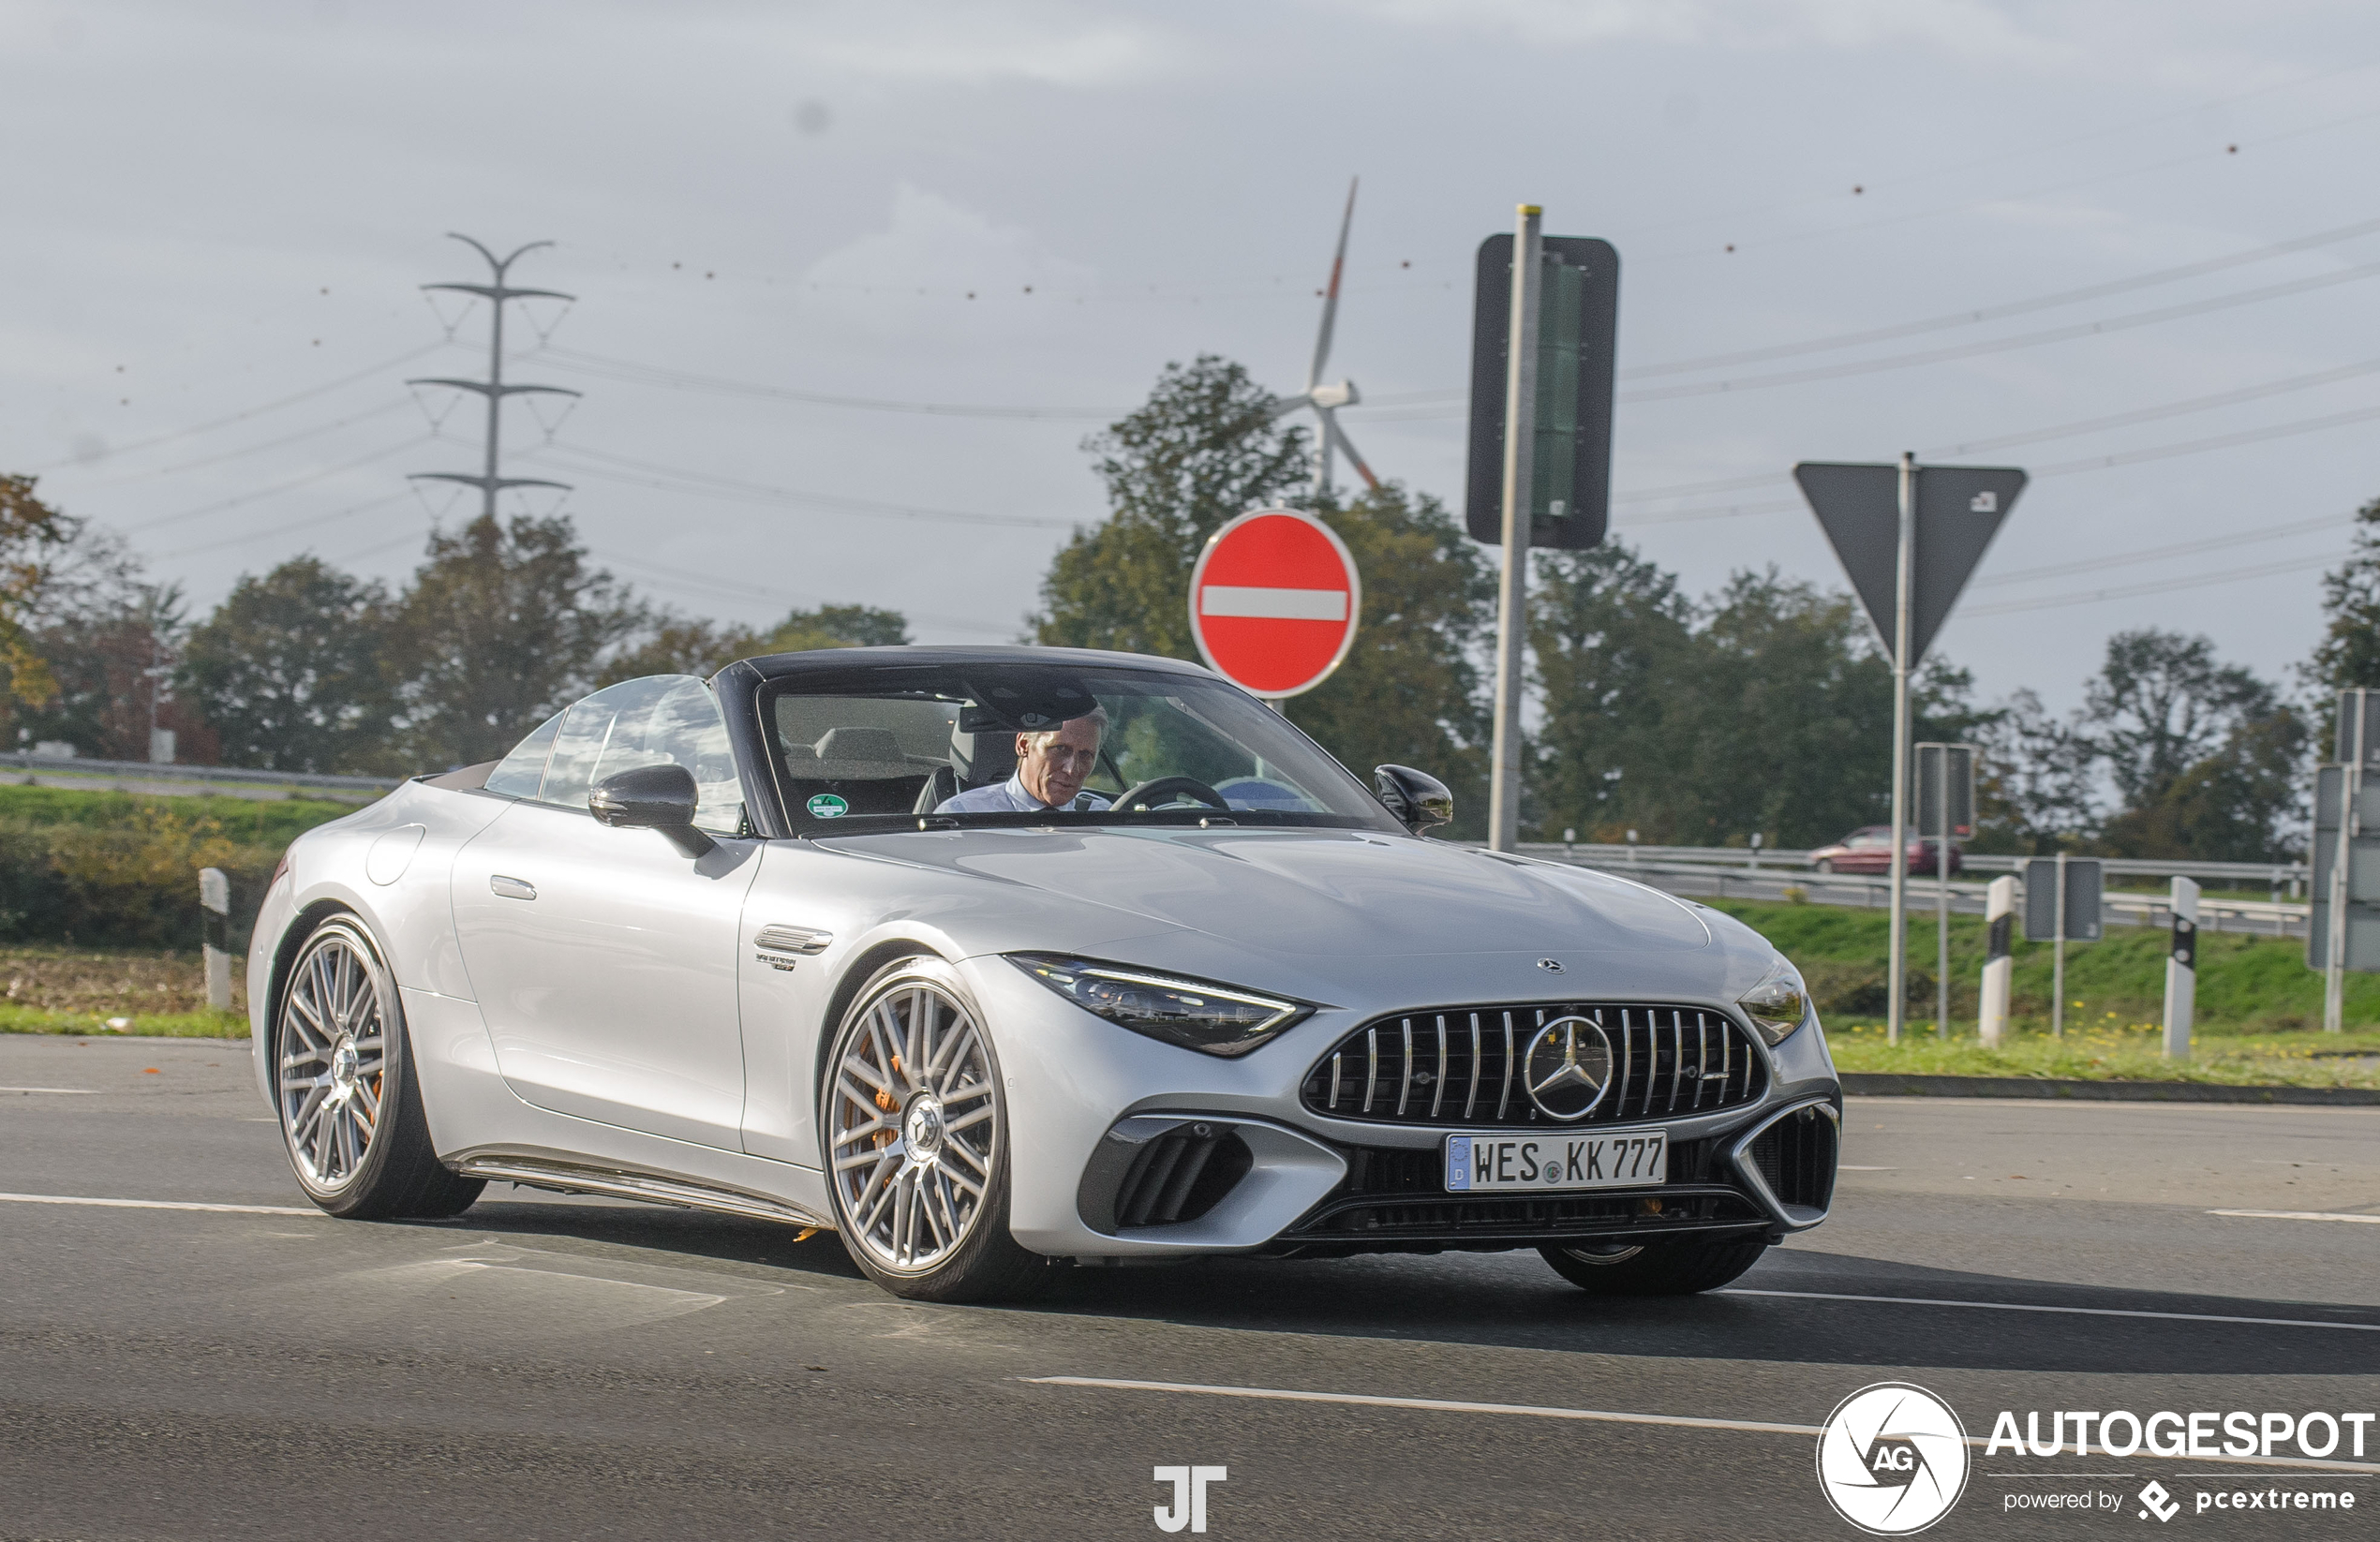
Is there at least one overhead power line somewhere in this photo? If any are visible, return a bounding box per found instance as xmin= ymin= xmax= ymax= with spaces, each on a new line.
xmin=542 ymin=347 xmax=1118 ymax=422
xmin=150 ymin=490 xmax=416 ymax=562
xmin=535 ymin=443 xmax=1081 ymax=531
xmin=117 ymin=434 xmax=435 ymax=534
xmin=1962 ymin=551 xmax=2340 ymax=617
xmin=78 ymin=398 xmax=419 ymax=486
xmin=590 ymin=548 xmax=1016 ymax=637
xmin=1617 ymin=257 xmax=2380 ymax=405
xmin=33 ymin=342 xmax=445 ymax=473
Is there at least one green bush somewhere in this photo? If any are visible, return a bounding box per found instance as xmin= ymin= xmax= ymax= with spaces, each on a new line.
xmin=0 ymin=787 xmax=347 ymax=948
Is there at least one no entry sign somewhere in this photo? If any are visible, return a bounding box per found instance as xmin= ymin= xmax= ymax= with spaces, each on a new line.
xmin=1188 ymin=508 xmax=1361 ymax=698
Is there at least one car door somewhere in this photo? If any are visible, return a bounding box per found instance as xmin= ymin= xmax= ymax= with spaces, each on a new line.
xmin=452 ymin=675 xmax=758 ymax=1150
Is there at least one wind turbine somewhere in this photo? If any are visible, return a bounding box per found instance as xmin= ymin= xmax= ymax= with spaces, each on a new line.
xmin=1272 ymin=177 xmax=1379 ymax=499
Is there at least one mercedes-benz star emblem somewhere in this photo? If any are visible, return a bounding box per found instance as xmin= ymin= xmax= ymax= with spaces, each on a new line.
xmin=1536 ymin=957 xmax=1563 ymax=972
xmin=1522 ymin=1016 xmax=1614 ymax=1120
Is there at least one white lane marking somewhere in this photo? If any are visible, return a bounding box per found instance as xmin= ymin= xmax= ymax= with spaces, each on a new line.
xmin=1198 ymin=585 xmax=1347 ymax=621
xmin=0 ymin=1192 xmax=319 ymax=1217
xmin=1722 ymin=1287 xmax=2380 ymax=1332
xmin=2211 ymin=1208 xmax=2380 ymax=1224
xmin=1028 ymin=1379 xmax=2380 ymax=1475
xmin=0 ymin=1086 xmax=98 ymax=1094
xmin=1028 ymin=1377 xmax=1818 ymax=1436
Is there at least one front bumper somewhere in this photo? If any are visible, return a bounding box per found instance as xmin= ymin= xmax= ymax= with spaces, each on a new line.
xmin=968 ymin=956 xmax=1841 ymax=1260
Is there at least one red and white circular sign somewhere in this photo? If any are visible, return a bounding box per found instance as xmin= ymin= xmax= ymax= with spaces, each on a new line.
xmin=1188 ymin=508 xmax=1361 ymax=698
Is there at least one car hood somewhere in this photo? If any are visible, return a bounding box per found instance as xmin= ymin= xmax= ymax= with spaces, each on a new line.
xmin=818 ymin=825 xmax=1713 ymax=964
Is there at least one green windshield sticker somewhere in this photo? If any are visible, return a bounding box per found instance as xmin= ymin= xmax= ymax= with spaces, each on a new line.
xmin=806 ymin=793 xmax=849 ymax=819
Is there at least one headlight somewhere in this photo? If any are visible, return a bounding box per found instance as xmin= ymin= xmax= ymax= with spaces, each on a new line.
xmin=1738 ymin=956 xmax=1809 ymax=1046
xmin=1008 ymin=954 xmax=1311 ymax=1057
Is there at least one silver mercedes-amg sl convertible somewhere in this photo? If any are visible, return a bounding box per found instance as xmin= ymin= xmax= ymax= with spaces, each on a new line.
xmin=248 ymin=645 xmax=1839 ymax=1302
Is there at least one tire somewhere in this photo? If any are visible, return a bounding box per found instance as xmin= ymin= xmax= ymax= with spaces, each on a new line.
xmin=274 ymin=915 xmax=483 ymax=1221
xmin=1539 ymin=1234 xmax=1767 ymax=1297
xmin=821 ymin=956 xmax=1047 ymax=1303
xmin=1813 ymin=859 xmax=1834 ymax=875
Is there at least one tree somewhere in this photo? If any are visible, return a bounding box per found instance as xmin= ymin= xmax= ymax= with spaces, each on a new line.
xmin=7 ymin=522 xmax=215 ymax=764
xmin=1282 ymin=486 xmax=1495 ymax=836
xmin=388 ymin=513 xmax=644 ymax=768
xmin=2080 ymin=630 xmax=2276 ymax=811
xmin=177 ymin=556 xmax=395 ymax=774
xmin=1528 ymin=540 xmax=1696 ymax=840
xmin=597 ymin=602 xmax=914 ymax=687
xmin=2308 ymin=495 xmax=2380 ymax=691
xmin=2099 ymin=705 xmax=2309 ymax=862
xmin=0 ymin=475 xmax=77 ymax=721
xmin=1034 ymin=355 xmax=1309 ymax=658
xmin=1973 ymin=688 xmax=2094 ymax=851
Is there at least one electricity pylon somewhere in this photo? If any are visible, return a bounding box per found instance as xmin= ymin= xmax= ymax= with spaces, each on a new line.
xmin=409 ymin=234 xmax=579 ymax=520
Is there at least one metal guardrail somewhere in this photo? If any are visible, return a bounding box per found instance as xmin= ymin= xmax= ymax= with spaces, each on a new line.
xmin=1512 ymin=851 xmax=2308 ymax=940
xmin=1524 ymin=841 xmax=2308 ymax=895
xmin=1 ymin=751 xmax=398 ymax=794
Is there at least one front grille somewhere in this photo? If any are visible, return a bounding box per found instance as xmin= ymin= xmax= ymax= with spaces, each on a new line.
xmin=1747 ymin=1105 xmax=1837 ymax=1212
xmin=1301 ymin=1003 xmax=1764 ymax=1129
xmin=1108 ymin=1126 xmax=1252 ymax=1228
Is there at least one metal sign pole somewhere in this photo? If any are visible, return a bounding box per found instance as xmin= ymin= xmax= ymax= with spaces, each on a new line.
xmin=1487 ymin=203 xmax=1543 ymax=854
xmin=2328 ymin=690 xmax=2358 ymax=1032
xmin=1978 ymin=875 xmax=2014 ymax=1047
xmin=2051 ymin=849 xmax=2068 ymax=1040
xmin=1935 ymin=749 xmax=1951 ymax=1037
xmin=1885 ymin=452 xmax=1915 ymax=1045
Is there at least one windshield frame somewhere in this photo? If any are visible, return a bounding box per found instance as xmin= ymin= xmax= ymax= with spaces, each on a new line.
xmin=745 ymin=658 xmax=1404 ymax=838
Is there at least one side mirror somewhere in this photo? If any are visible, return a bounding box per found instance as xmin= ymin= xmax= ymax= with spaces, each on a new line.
xmin=1373 ymin=764 xmax=1453 ymax=835
xmin=590 ymin=764 xmax=716 ymax=857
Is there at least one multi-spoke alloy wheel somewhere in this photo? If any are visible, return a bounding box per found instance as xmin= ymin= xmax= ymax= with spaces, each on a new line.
xmin=280 ymin=924 xmax=390 ymax=1193
xmin=824 ymin=958 xmax=1044 ymax=1301
xmin=273 ymin=915 xmax=483 ymax=1220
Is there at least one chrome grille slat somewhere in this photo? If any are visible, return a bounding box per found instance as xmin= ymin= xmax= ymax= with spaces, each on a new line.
xmin=1464 ymin=1014 xmax=1481 ymax=1120
xmin=1303 ymin=1001 xmax=1766 ymax=1129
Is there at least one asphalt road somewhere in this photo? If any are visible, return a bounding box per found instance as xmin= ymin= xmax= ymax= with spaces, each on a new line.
xmin=4 ymin=1033 xmax=2375 ymax=1541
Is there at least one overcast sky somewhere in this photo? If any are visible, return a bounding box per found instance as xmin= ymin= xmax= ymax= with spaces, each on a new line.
xmin=7 ymin=0 xmax=2377 ymax=715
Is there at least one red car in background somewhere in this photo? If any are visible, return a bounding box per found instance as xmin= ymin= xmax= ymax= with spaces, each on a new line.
xmin=1809 ymin=825 xmax=1963 ymax=876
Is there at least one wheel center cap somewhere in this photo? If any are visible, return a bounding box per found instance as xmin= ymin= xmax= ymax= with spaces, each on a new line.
xmin=903 ymin=1094 xmax=945 ymax=1158
xmin=329 ymin=1037 xmax=360 ymax=1091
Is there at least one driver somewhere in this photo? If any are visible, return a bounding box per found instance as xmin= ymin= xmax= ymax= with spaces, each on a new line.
xmin=937 ymin=707 xmax=1113 ymax=814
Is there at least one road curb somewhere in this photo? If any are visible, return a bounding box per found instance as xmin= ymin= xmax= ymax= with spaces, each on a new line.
xmin=1841 ymin=1073 xmax=2380 ymax=1106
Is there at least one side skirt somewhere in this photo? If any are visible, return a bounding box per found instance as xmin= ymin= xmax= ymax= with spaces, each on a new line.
xmin=450 ymin=1150 xmax=835 ymax=1233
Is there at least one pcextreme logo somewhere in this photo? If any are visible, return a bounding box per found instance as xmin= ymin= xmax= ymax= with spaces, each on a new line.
xmin=1817 ymin=1382 xmax=1971 ymax=1535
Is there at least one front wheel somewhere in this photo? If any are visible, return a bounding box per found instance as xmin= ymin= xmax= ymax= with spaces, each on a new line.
xmin=1539 ymin=1234 xmax=1767 ymax=1297
xmin=1813 ymin=859 xmax=1834 ymax=875
xmin=823 ymin=956 xmax=1047 ymax=1302
xmin=275 ymin=915 xmax=483 ymax=1220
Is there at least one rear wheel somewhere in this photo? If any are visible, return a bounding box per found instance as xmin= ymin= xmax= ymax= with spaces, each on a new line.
xmin=1539 ymin=1234 xmax=1767 ymax=1296
xmin=275 ymin=916 xmax=483 ymax=1220
xmin=823 ymin=956 xmax=1047 ymax=1303
xmin=1813 ymin=859 xmax=1834 ymax=875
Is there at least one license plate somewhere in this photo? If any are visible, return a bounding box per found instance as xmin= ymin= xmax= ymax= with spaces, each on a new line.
xmin=1444 ymin=1131 xmax=1667 ymax=1193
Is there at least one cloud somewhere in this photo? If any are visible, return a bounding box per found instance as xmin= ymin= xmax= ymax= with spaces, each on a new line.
xmin=796 ymin=3 xmax=1184 ymax=87
xmin=797 ymin=184 xmax=1099 ymax=340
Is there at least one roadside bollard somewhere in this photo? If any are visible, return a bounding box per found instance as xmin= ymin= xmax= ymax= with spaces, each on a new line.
xmin=1978 ymin=875 xmax=2015 ymax=1047
xmin=2164 ymin=876 xmax=2198 ymax=1060
xmin=200 ymin=867 xmax=231 ymax=1012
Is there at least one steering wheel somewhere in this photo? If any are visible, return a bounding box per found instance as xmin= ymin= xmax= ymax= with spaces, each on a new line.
xmin=1112 ymin=776 xmax=1230 ymax=814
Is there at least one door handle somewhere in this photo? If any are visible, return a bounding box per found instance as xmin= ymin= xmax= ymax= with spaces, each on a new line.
xmin=489 ymin=875 xmax=537 ymax=901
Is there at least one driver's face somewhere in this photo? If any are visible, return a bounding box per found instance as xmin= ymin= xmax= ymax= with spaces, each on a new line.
xmin=1017 ymin=717 xmax=1101 ymax=808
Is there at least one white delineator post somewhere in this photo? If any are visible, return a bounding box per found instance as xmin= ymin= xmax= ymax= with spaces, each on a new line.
xmin=1884 ymin=452 xmax=1915 ymax=1045
xmin=1978 ymin=875 xmax=2015 ymax=1047
xmin=2164 ymin=875 xmax=2199 ymax=1060
xmin=1487 ymin=202 xmax=1542 ymax=855
xmin=200 ymin=867 xmax=231 ymax=1012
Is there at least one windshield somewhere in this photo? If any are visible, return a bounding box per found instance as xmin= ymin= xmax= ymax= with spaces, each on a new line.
xmin=757 ymin=661 xmax=1400 ymax=835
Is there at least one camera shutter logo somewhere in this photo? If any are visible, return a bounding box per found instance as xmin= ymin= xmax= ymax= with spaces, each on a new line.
xmin=1522 ymin=1016 xmax=1614 ymax=1119
xmin=1815 ymin=1383 xmax=1970 ymax=1535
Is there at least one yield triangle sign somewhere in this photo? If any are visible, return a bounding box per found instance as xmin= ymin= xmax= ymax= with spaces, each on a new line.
xmin=1792 ymin=461 xmax=2026 ymax=667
